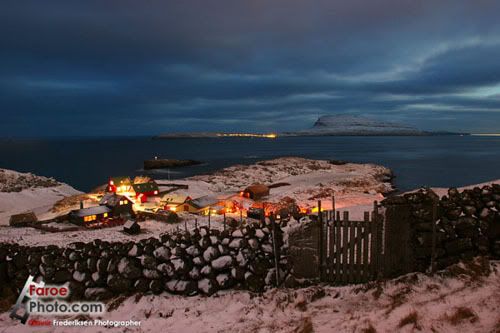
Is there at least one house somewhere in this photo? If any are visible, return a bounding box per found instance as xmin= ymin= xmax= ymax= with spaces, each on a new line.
xmin=184 ymin=195 xmax=221 ymax=214
xmin=242 ymin=184 xmax=270 ymax=200
xmin=99 ymin=193 xmax=134 ymax=217
xmin=108 ymin=176 xmax=132 ymax=194
xmin=69 ymin=205 xmax=111 ymax=225
xmin=9 ymin=212 xmax=38 ymax=227
xmin=123 ymin=220 xmax=141 ymax=235
xmin=132 ymin=182 xmax=159 ymax=203
xmin=161 ymin=193 xmax=191 ymax=212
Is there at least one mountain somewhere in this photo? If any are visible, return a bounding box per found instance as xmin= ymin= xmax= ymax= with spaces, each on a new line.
xmin=155 ymin=115 xmax=468 ymax=138
xmin=283 ymin=115 xmax=425 ymax=136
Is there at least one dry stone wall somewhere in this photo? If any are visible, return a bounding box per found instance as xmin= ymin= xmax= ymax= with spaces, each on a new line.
xmin=383 ymin=184 xmax=500 ymax=272
xmin=0 ymin=223 xmax=287 ymax=301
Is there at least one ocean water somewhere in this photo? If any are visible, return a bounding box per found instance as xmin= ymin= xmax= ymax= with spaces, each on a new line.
xmin=0 ymin=136 xmax=499 ymax=193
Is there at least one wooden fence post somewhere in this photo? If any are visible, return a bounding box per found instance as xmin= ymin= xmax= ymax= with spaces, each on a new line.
xmin=270 ymin=214 xmax=280 ymax=286
xmin=430 ymin=196 xmax=438 ymax=273
xmin=208 ymin=208 xmax=211 ymax=231
xmin=318 ymin=200 xmax=324 ymax=280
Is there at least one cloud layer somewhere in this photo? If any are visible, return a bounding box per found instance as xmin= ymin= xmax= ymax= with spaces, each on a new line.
xmin=1 ymin=0 xmax=500 ymax=135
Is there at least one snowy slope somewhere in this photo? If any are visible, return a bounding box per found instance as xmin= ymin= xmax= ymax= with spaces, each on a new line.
xmin=286 ymin=115 xmax=424 ymax=136
xmin=0 ymin=169 xmax=82 ymax=225
xmin=0 ymin=258 xmax=498 ymax=332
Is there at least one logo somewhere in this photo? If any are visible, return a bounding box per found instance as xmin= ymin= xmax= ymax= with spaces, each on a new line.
xmin=10 ymin=275 xmax=104 ymax=325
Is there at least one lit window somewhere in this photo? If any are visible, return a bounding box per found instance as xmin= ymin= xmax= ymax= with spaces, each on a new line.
xmin=103 ymin=213 xmax=108 ymax=218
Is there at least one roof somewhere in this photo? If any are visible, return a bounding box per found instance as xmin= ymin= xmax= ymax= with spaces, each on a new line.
xmin=71 ymin=206 xmax=111 ymax=217
xmin=244 ymin=184 xmax=270 ymax=195
xmin=162 ymin=193 xmax=190 ymax=204
xmin=99 ymin=193 xmax=132 ymax=207
xmin=187 ymin=195 xmax=220 ymax=209
xmin=110 ymin=176 xmax=131 ymax=186
xmin=133 ymin=176 xmax=154 ymax=184
xmin=9 ymin=212 xmax=37 ymax=224
xmin=132 ymin=182 xmax=159 ymax=193
xmin=216 ymin=192 xmax=240 ymax=200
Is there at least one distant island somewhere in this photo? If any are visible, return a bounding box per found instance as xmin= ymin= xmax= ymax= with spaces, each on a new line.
xmin=154 ymin=115 xmax=469 ymax=138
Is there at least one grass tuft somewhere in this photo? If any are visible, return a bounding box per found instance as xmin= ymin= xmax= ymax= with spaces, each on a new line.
xmin=446 ymin=307 xmax=478 ymax=325
xmin=398 ymin=310 xmax=419 ymax=328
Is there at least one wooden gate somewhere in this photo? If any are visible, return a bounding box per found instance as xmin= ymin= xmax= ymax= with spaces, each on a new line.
xmin=318 ymin=201 xmax=384 ymax=284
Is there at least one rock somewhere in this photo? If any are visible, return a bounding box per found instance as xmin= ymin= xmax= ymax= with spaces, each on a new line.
xmin=165 ymin=279 xmax=178 ymax=292
xmin=141 ymin=256 xmax=157 ymax=269
xmin=245 ymin=274 xmax=265 ymax=293
xmin=143 ymin=269 xmax=161 ymax=280
xmin=97 ymin=258 xmax=110 ymax=273
xmin=229 ymin=238 xmax=246 ymax=249
xmin=13 ymin=254 xmax=28 ymax=269
xmin=149 ymin=280 xmax=163 ymax=294
xmin=463 ymin=206 xmax=477 ymax=217
xmin=171 ymin=258 xmax=188 ymax=275
xmin=107 ymin=257 xmax=119 ymax=274
xmin=127 ymin=244 xmax=142 ymax=257
xmin=91 ymin=272 xmax=106 ymax=285
xmin=192 ymin=256 xmax=205 ymax=266
xmin=211 ymin=256 xmax=233 ymax=271
xmin=173 ymin=280 xmax=197 ymax=295
xmin=186 ymin=245 xmax=201 ymax=257
xmin=84 ymin=288 xmax=112 ymax=301
xmin=255 ymin=229 xmax=265 ymax=239
xmin=53 ymin=270 xmax=72 ymax=283
xmin=72 ymin=271 xmax=88 ymax=283
xmin=117 ymin=258 xmax=142 ymax=280
xmin=248 ymin=238 xmax=259 ymax=250
xmin=107 ymin=275 xmax=132 ymax=293
xmin=201 ymin=265 xmax=214 ymax=277
xmin=134 ymin=278 xmax=150 ymax=293
xmin=198 ymin=278 xmax=217 ymax=295
xmin=261 ymin=244 xmax=274 ymax=254
xmin=203 ymin=247 xmax=219 ymax=262
xmin=157 ymin=263 xmax=175 ymax=277
xmin=153 ymin=246 xmax=171 ymax=262
xmin=188 ymin=267 xmax=201 ymax=280
xmin=235 ymin=251 xmax=248 ymax=267
xmin=232 ymin=230 xmax=244 ymax=238
xmin=216 ymin=274 xmax=232 ymax=289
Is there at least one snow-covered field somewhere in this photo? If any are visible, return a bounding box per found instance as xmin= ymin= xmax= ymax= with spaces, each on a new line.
xmin=0 ymin=157 xmax=392 ymax=246
xmin=0 ymin=169 xmax=81 ymax=226
xmin=167 ymin=157 xmax=393 ymax=213
xmin=1 ymin=161 xmax=500 ymax=332
xmin=0 ymin=258 xmax=498 ymax=333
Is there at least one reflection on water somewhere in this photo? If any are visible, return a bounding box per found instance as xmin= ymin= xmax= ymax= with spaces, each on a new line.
xmin=0 ymin=136 xmax=499 ymax=192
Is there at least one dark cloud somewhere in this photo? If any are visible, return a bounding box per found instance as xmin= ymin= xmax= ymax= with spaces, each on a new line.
xmin=1 ymin=0 xmax=500 ymax=136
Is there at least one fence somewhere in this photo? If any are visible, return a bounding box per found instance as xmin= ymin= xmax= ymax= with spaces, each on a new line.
xmin=316 ymin=200 xmax=384 ymax=284
xmin=289 ymin=195 xmax=416 ymax=285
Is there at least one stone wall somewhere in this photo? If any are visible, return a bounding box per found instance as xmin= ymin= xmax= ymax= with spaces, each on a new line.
xmin=383 ymin=184 xmax=500 ymax=272
xmin=0 ymin=223 xmax=286 ymax=301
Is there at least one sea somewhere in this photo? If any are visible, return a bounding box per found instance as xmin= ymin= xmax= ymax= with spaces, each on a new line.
xmin=0 ymin=136 xmax=499 ymax=193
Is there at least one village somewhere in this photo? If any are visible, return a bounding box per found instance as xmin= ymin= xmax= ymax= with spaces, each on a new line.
xmin=65 ymin=174 xmax=288 ymax=233
xmin=1 ymin=157 xmax=392 ymax=245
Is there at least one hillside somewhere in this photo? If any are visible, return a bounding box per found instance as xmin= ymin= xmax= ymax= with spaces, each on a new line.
xmin=285 ymin=115 xmax=425 ymax=136
xmin=0 ymin=169 xmax=82 ymax=225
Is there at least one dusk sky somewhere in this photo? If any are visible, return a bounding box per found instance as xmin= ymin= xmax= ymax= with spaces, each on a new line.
xmin=1 ymin=0 xmax=500 ymax=136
